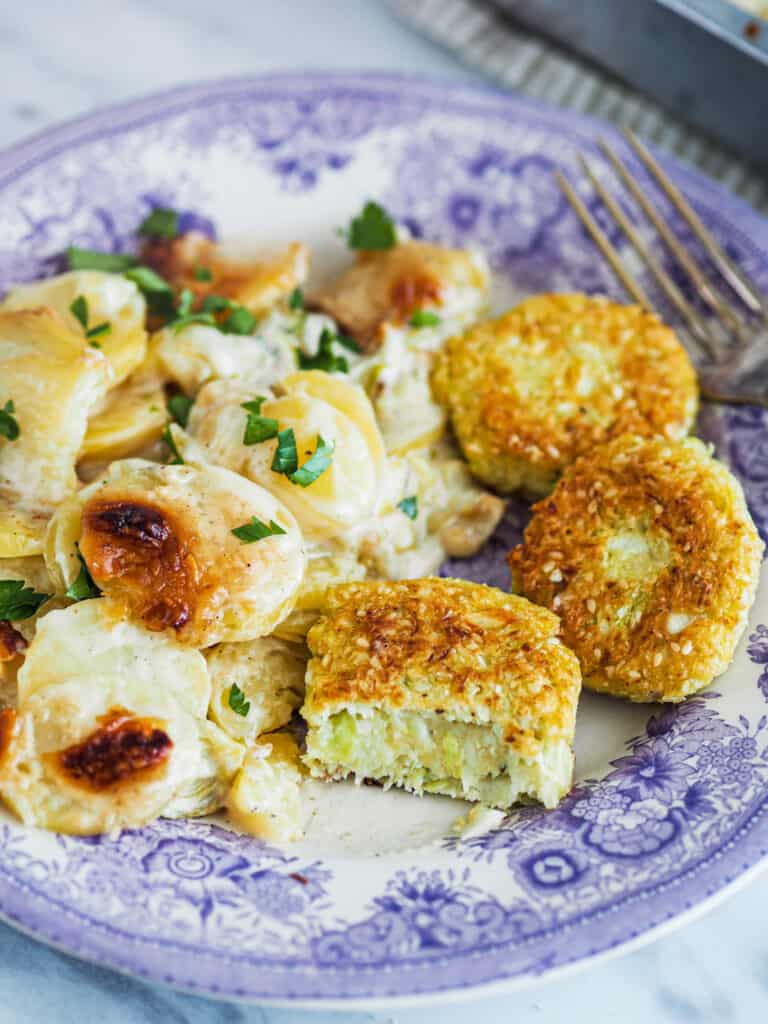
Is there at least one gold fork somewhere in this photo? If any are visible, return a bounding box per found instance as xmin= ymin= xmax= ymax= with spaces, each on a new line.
xmin=555 ymin=130 xmax=768 ymax=409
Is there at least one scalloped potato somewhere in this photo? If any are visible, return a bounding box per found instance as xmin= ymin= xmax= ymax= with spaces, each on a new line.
xmin=2 ymin=270 xmax=147 ymax=387
xmin=0 ymin=599 xmax=242 ymax=834
xmin=0 ymin=309 xmax=111 ymax=557
xmin=44 ymin=459 xmax=305 ymax=647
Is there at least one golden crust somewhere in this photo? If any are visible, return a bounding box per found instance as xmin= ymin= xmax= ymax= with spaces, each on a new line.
xmin=304 ymin=578 xmax=581 ymax=758
xmin=509 ymin=434 xmax=764 ymax=702
xmin=311 ymin=241 xmax=487 ymax=351
xmin=431 ymin=294 xmax=698 ymax=495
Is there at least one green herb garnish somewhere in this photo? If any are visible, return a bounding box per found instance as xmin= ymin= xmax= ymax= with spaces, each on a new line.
xmin=167 ymin=393 xmax=194 ymax=428
xmin=398 ymin=495 xmax=418 ymax=520
xmin=271 ymin=427 xmax=299 ymax=475
xmin=65 ymin=554 xmax=100 ymax=601
xmin=297 ymin=328 xmax=349 ymax=374
xmin=228 ymin=683 xmax=251 ymax=717
xmin=345 ymin=201 xmax=397 ymax=251
xmin=335 ymin=332 xmax=362 ymax=353
xmin=221 ymin=306 xmax=257 ymax=335
xmin=0 ymin=579 xmax=49 ymax=620
xmin=194 ymin=265 xmax=213 ymax=282
xmin=241 ymin=397 xmax=279 ymax=445
xmin=162 ymin=424 xmax=184 ymax=464
xmin=288 ymin=435 xmax=335 ymax=487
xmin=0 ymin=400 xmax=20 ymax=441
xmin=66 ymin=247 xmax=138 ymax=272
xmin=200 ymin=294 xmax=231 ymax=313
xmin=409 ymin=310 xmax=441 ymax=328
xmin=288 ymin=286 xmax=304 ymax=311
xmin=138 ymin=207 xmax=179 ymax=238
xmin=231 ymin=516 xmax=287 ymax=543
xmin=171 ymin=313 xmax=217 ymax=334
xmin=86 ymin=321 xmax=111 ymax=340
xmin=69 ymin=295 xmax=89 ymax=329
xmin=124 ymin=265 xmax=174 ymax=297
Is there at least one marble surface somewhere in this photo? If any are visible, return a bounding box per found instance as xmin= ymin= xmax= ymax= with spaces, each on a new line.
xmin=0 ymin=1 xmax=767 ymax=1021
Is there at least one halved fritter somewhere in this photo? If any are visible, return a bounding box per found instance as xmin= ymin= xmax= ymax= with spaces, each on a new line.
xmin=509 ymin=434 xmax=764 ymax=702
xmin=302 ymin=578 xmax=581 ymax=809
xmin=311 ymin=240 xmax=489 ymax=351
xmin=431 ymin=294 xmax=698 ymax=496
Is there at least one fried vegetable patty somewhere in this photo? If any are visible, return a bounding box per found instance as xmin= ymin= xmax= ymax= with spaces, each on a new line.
xmin=509 ymin=435 xmax=763 ymax=701
xmin=432 ymin=294 xmax=698 ymax=496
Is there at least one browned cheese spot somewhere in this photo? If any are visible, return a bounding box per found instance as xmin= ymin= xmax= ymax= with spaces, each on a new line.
xmin=79 ymin=496 xmax=199 ymax=632
xmin=55 ymin=708 xmax=172 ymax=792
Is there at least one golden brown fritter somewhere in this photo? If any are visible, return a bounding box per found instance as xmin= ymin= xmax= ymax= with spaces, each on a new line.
xmin=431 ymin=294 xmax=698 ymax=496
xmin=509 ymin=434 xmax=764 ymax=702
xmin=304 ymin=577 xmax=581 ymax=760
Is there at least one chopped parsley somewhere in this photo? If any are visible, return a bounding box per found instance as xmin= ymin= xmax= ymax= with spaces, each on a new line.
xmin=288 ymin=286 xmax=304 ymax=311
xmin=65 ymin=554 xmax=100 ymax=601
xmin=69 ymin=294 xmax=111 ymax=340
xmin=231 ymin=516 xmax=287 ymax=543
xmin=409 ymin=309 xmax=441 ymax=328
xmin=345 ymin=201 xmax=397 ymax=251
xmin=298 ymin=328 xmax=349 ymax=373
xmin=162 ymin=424 xmax=184 ymax=464
xmin=66 ymin=247 xmax=138 ymax=272
xmin=0 ymin=579 xmax=49 ymax=620
xmin=200 ymin=294 xmax=231 ymax=313
xmin=138 ymin=207 xmax=179 ymax=238
xmin=194 ymin=265 xmax=213 ymax=282
xmin=167 ymin=393 xmax=194 ymax=428
xmin=124 ymin=265 xmax=174 ymax=297
xmin=170 ymin=312 xmax=216 ymax=334
xmin=228 ymin=682 xmax=251 ymax=717
xmin=0 ymin=400 xmax=20 ymax=441
xmin=69 ymin=295 xmax=89 ymax=329
xmin=288 ymin=435 xmax=335 ymax=487
xmin=398 ymin=495 xmax=419 ymax=520
xmin=271 ymin=427 xmax=299 ymax=475
xmin=241 ymin=397 xmax=279 ymax=445
xmin=221 ymin=306 xmax=257 ymax=335
xmin=335 ymin=332 xmax=362 ymax=353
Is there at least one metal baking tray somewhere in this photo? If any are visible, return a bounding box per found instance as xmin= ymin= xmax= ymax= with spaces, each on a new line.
xmin=491 ymin=0 xmax=768 ymax=165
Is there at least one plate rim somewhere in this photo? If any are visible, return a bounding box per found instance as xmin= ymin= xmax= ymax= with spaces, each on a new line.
xmin=0 ymin=69 xmax=767 ymax=1007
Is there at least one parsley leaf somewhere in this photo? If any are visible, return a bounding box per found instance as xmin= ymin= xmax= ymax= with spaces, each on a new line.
xmin=409 ymin=310 xmax=441 ymax=328
xmin=271 ymin=427 xmax=298 ymax=475
xmin=69 ymin=295 xmax=89 ymax=329
xmin=228 ymin=682 xmax=251 ymax=717
xmin=288 ymin=435 xmax=335 ymax=487
xmin=398 ymin=495 xmax=418 ymax=520
xmin=288 ymin=286 xmax=304 ymax=311
xmin=231 ymin=517 xmax=287 ymax=543
xmin=0 ymin=400 xmax=19 ymax=441
xmin=167 ymin=393 xmax=194 ymax=428
xmin=67 ymin=248 xmax=138 ymax=272
xmin=221 ymin=306 xmax=257 ymax=335
xmin=0 ymin=579 xmax=49 ymax=620
xmin=162 ymin=424 xmax=184 ymax=464
xmin=200 ymin=294 xmax=231 ymax=313
xmin=138 ymin=207 xmax=179 ymax=238
xmin=346 ymin=201 xmax=397 ymax=251
xmin=170 ymin=313 xmax=217 ymax=334
xmin=335 ymin=332 xmax=362 ymax=353
xmin=124 ymin=265 xmax=174 ymax=297
xmin=86 ymin=321 xmax=112 ymax=340
xmin=194 ymin=265 xmax=213 ymax=281
xmin=241 ymin=398 xmax=278 ymax=445
xmin=298 ymin=328 xmax=349 ymax=373
xmin=176 ymin=288 xmax=194 ymax=317
xmin=66 ymin=554 xmax=100 ymax=601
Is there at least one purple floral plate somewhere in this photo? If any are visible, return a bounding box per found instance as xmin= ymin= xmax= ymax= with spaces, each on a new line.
xmin=0 ymin=72 xmax=767 ymax=1008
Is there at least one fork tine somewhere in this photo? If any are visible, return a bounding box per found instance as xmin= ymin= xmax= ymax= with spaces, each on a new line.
xmin=599 ymin=140 xmax=745 ymax=340
xmin=625 ymin=129 xmax=768 ymax=318
xmin=578 ymin=155 xmax=720 ymax=361
xmin=554 ymin=171 xmax=653 ymax=309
